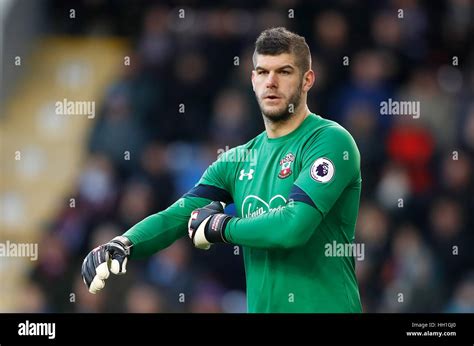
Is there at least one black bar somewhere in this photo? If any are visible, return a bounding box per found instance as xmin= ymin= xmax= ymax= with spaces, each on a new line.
xmin=0 ymin=313 xmax=472 ymax=345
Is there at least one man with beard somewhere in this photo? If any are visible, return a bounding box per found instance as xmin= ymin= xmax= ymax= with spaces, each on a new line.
xmin=82 ymin=27 xmax=363 ymax=313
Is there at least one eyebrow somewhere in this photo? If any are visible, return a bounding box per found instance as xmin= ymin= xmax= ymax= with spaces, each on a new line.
xmin=255 ymin=65 xmax=295 ymax=71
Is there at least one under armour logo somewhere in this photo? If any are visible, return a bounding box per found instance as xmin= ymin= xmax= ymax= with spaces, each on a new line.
xmin=239 ymin=169 xmax=254 ymax=181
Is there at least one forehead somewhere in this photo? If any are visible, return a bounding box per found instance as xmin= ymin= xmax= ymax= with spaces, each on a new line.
xmin=254 ymin=53 xmax=297 ymax=69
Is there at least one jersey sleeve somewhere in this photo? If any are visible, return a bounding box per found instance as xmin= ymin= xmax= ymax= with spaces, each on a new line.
xmin=226 ymin=201 xmax=323 ymax=249
xmin=291 ymin=125 xmax=360 ymax=217
xmin=124 ymin=195 xmax=213 ymax=258
xmin=124 ymin=148 xmax=240 ymax=257
xmin=187 ymin=147 xmax=239 ymax=204
xmin=197 ymin=154 xmax=230 ymax=191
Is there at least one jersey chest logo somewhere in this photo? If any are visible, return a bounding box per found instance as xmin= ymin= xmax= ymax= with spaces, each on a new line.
xmin=239 ymin=169 xmax=255 ymax=181
xmin=278 ymin=153 xmax=295 ymax=179
xmin=241 ymin=195 xmax=287 ymax=218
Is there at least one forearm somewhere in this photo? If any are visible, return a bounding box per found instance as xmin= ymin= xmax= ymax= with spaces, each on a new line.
xmin=225 ymin=202 xmax=323 ymax=249
xmin=123 ymin=196 xmax=211 ymax=258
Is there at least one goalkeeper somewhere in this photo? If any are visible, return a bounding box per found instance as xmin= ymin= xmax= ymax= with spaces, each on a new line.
xmin=82 ymin=27 xmax=363 ymax=313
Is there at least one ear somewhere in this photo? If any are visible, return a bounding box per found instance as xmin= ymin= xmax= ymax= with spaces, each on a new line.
xmin=302 ymin=69 xmax=315 ymax=93
xmin=251 ymin=70 xmax=256 ymax=92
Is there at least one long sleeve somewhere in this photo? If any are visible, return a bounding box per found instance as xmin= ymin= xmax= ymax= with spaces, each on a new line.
xmin=225 ymin=201 xmax=323 ymax=249
xmin=225 ymin=124 xmax=359 ymax=250
xmin=122 ymin=142 xmax=238 ymax=258
xmin=123 ymin=196 xmax=211 ymax=258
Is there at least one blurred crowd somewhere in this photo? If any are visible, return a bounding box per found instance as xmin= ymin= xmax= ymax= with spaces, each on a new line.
xmin=20 ymin=0 xmax=474 ymax=313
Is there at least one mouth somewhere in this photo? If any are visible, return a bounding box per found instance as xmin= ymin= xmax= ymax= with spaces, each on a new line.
xmin=263 ymin=95 xmax=282 ymax=101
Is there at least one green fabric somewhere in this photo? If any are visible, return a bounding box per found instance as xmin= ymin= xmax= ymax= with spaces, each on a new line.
xmin=124 ymin=196 xmax=211 ymax=258
xmin=199 ymin=114 xmax=362 ymax=312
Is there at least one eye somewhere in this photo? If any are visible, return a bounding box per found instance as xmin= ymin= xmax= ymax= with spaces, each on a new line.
xmin=258 ymin=70 xmax=268 ymax=75
xmin=280 ymin=70 xmax=290 ymax=75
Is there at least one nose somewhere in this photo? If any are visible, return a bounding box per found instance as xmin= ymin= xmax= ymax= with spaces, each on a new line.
xmin=265 ymin=71 xmax=278 ymax=89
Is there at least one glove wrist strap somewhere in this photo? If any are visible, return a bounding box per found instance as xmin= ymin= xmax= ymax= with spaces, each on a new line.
xmin=205 ymin=214 xmax=232 ymax=244
xmin=111 ymin=236 xmax=133 ymax=256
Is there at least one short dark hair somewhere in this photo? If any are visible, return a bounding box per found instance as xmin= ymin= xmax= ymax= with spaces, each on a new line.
xmin=253 ymin=27 xmax=311 ymax=74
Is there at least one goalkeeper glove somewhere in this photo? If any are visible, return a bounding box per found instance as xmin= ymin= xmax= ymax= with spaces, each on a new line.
xmin=188 ymin=201 xmax=233 ymax=250
xmin=81 ymin=236 xmax=132 ymax=294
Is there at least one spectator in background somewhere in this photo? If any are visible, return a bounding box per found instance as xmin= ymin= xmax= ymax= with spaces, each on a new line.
xmin=137 ymin=141 xmax=177 ymax=211
xmin=329 ymin=49 xmax=394 ymax=132
xmin=397 ymin=68 xmax=457 ymax=149
xmin=162 ymin=51 xmax=212 ymax=141
xmin=145 ymin=239 xmax=196 ymax=312
xmin=73 ymin=274 xmax=106 ymax=313
xmin=355 ymin=202 xmax=390 ymax=312
xmin=117 ymin=179 xmax=154 ymax=230
xmin=137 ymin=5 xmax=174 ymax=72
xmin=386 ymin=114 xmax=435 ymax=195
xmin=381 ymin=224 xmax=439 ymax=312
xmin=227 ymin=47 xmax=265 ymax=135
xmin=445 ymin=274 xmax=474 ymax=313
xmin=17 ymin=281 xmax=49 ymax=313
xmin=343 ymin=103 xmax=385 ymax=196
xmin=88 ymin=87 xmax=148 ymax=177
xmin=438 ymin=150 xmax=473 ymax=206
xmin=311 ymin=11 xmax=350 ymax=113
xmin=30 ymin=232 xmax=70 ymax=311
xmin=428 ymin=198 xmax=472 ymax=300
xmin=376 ymin=162 xmax=411 ymax=211
xmin=125 ymin=283 xmax=166 ymax=313
xmin=189 ymin=279 xmax=225 ymax=313
xmin=209 ymin=88 xmax=252 ymax=148
xmin=77 ymin=154 xmax=117 ymax=216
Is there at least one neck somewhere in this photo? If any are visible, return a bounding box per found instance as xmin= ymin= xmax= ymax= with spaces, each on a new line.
xmin=264 ymin=104 xmax=311 ymax=139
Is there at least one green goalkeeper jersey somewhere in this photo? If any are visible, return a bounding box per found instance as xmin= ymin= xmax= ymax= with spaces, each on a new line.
xmin=124 ymin=113 xmax=362 ymax=313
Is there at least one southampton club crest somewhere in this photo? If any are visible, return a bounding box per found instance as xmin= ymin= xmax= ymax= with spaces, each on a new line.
xmin=278 ymin=153 xmax=295 ymax=179
xmin=310 ymin=157 xmax=335 ymax=183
